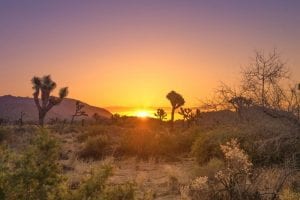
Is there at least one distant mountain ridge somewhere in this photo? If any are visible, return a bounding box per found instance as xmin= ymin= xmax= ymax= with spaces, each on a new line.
xmin=0 ymin=95 xmax=112 ymax=122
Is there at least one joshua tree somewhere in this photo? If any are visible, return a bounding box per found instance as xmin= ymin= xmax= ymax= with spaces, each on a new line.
xmin=154 ymin=108 xmax=167 ymax=121
xmin=178 ymin=107 xmax=200 ymax=127
xmin=31 ymin=75 xmax=68 ymax=126
xmin=166 ymin=91 xmax=185 ymax=126
xmin=71 ymin=101 xmax=88 ymax=124
xmin=178 ymin=107 xmax=190 ymax=121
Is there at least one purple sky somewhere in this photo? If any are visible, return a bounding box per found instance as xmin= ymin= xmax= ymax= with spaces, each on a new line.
xmin=0 ymin=0 xmax=299 ymax=107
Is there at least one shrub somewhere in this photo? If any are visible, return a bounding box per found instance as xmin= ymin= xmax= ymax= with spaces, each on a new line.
xmin=70 ymin=165 xmax=135 ymax=200
xmin=70 ymin=165 xmax=112 ymax=200
xmin=1 ymin=130 xmax=66 ymax=200
xmin=183 ymin=139 xmax=298 ymax=200
xmin=213 ymin=139 xmax=254 ymax=199
xmin=79 ymin=135 xmax=110 ymax=159
xmin=103 ymin=182 xmax=135 ymax=200
xmin=182 ymin=139 xmax=256 ymax=200
xmin=191 ymin=127 xmax=242 ymax=164
xmin=119 ymin=129 xmax=159 ymax=158
xmin=191 ymin=120 xmax=298 ymax=167
xmin=118 ymin=128 xmax=194 ymax=159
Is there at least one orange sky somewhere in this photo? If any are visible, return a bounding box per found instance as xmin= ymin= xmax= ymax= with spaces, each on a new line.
xmin=0 ymin=1 xmax=299 ymax=110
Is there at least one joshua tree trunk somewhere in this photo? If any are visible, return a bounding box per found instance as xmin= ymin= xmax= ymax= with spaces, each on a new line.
xmin=170 ymin=107 xmax=175 ymax=127
xmin=39 ymin=110 xmax=47 ymax=127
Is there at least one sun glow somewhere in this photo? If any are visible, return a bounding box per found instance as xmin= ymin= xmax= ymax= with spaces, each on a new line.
xmin=135 ymin=110 xmax=152 ymax=118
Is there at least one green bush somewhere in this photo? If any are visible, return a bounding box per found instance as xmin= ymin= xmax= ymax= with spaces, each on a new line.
xmin=1 ymin=127 xmax=138 ymax=200
xmin=190 ymin=121 xmax=298 ymax=166
xmin=70 ymin=165 xmax=112 ymax=200
xmin=191 ymin=126 xmax=243 ymax=165
xmin=1 ymin=130 xmax=66 ymax=200
xmin=103 ymin=182 xmax=135 ymax=200
xmin=69 ymin=164 xmax=135 ymax=200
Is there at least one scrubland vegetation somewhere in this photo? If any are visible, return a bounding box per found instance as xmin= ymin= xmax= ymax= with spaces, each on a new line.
xmin=0 ymin=50 xmax=299 ymax=199
xmin=0 ymin=109 xmax=299 ymax=200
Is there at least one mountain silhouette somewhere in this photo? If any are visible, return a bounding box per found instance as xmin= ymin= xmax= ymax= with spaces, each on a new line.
xmin=0 ymin=95 xmax=112 ymax=122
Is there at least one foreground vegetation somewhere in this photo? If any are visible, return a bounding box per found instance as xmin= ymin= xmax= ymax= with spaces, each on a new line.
xmin=0 ymin=108 xmax=299 ymax=199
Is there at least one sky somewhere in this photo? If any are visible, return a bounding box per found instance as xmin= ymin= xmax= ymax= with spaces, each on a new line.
xmin=0 ymin=0 xmax=299 ymax=111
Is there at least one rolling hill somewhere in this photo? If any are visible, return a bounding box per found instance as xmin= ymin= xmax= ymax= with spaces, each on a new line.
xmin=0 ymin=95 xmax=112 ymax=123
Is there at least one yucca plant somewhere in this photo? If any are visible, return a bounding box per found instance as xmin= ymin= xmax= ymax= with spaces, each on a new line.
xmin=71 ymin=101 xmax=88 ymax=125
xmin=31 ymin=75 xmax=68 ymax=126
xmin=154 ymin=108 xmax=167 ymax=121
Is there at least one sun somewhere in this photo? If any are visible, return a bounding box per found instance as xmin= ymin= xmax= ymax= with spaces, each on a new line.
xmin=135 ymin=110 xmax=151 ymax=118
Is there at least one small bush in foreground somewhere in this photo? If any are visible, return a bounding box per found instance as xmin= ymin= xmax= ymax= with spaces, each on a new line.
xmin=1 ymin=130 xmax=66 ymax=200
xmin=70 ymin=165 xmax=112 ymax=200
xmin=69 ymin=164 xmax=135 ymax=200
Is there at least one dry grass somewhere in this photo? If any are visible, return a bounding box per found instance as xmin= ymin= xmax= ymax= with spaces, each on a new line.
xmin=0 ymin=110 xmax=299 ymax=199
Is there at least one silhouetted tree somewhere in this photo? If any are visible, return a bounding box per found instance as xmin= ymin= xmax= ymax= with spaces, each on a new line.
xmin=178 ymin=108 xmax=201 ymax=127
xmin=31 ymin=75 xmax=68 ymax=126
xmin=178 ymin=107 xmax=192 ymax=120
xmin=154 ymin=108 xmax=167 ymax=121
xmin=166 ymin=91 xmax=185 ymax=126
xmin=216 ymin=82 xmax=245 ymax=110
xmin=228 ymin=96 xmax=252 ymax=118
xmin=242 ymin=50 xmax=289 ymax=109
xmin=111 ymin=113 xmax=121 ymax=123
xmin=71 ymin=101 xmax=88 ymax=124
